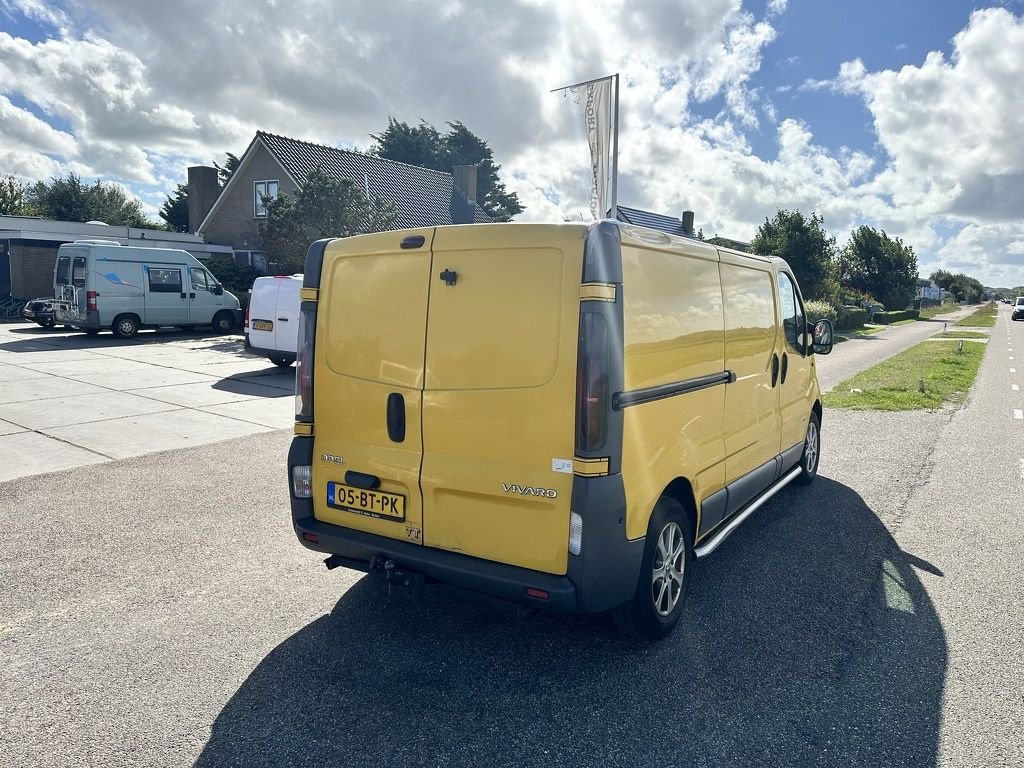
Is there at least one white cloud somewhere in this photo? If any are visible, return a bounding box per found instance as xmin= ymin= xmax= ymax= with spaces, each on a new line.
xmin=2 ymin=1 xmax=1024 ymax=287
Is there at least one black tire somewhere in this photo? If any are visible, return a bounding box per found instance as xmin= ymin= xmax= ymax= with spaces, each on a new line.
xmin=269 ymin=354 xmax=294 ymax=367
xmin=111 ymin=315 xmax=139 ymax=339
xmin=212 ymin=311 xmax=234 ymax=333
xmin=38 ymin=318 xmax=55 ymax=328
xmin=794 ymin=411 xmax=821 ymax=486
xmin=611 ymin=497 xmax=693 ymax=641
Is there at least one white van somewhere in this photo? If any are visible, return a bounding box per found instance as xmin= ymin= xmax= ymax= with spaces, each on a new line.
xmin=244 ymin=274 xmax=303 ymax=366
xmin=53 ymin=240 xmax=242 ymax=338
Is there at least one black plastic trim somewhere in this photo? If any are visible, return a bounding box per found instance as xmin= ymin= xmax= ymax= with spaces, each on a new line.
xmin=567 ymin=474 xmax=644 ymax=612
xmin=779 ymin=440 xmax=804 ymax=474
xmin=613 ymin=371 xmax=733 ymax=410
xmin=287 ymin=436 xmax=315 ymax=523
xmin=699 ymin=487 xmax=729 ymax=538
xmin=302 ymin=239 xmax=331 ymax=290
xmin=725 ymin=457 xmax=779 ymax=518
xmin=576 ymin=222 xmax=625 ymax=475
xmin=292 ymin=517 xmax=581 ymax=612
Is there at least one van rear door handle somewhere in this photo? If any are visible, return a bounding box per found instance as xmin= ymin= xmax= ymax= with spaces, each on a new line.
xmin=278 ymin=317 xmax=289 ymax=321
xmin=771 ymin=354 xmax=780 ymax=387
xmin=781 ymin=353 xmax=789 ymax=384
xmin=387 ymin=393 xmax=406 ymax=443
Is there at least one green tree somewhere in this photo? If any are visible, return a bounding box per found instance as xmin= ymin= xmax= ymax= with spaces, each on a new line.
xmin=28 ymin=173 xmax=153 ymax=226
xmin=750 ymin=210 xmax=838 ymax=301
xmin=931 ymin=269 xmax=984 ymax=303
xmin=0 ymin=174 xmax=32 ymax=215
xmin=260 ymin=167 xmax=396 ymax=273
xmin=215 ymin=152 xmax=241 ymax=189
xmin=370 ymin=118 xmax=524 ymax=222
xmin=159 ymin=183 xmax=189 ymax=232
xmin=839 ymin=226 xmax=918 ymax=310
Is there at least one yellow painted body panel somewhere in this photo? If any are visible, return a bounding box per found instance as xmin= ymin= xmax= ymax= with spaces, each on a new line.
xmin=776 ymin=265 xmax=820 ymax=451
xmin=617 ymin=234 xmax=727 ymax=540
xmin=312 ymin=229 xmax=434 ymax=543
xmin=420 ymin=224 xmax=585 ymax=574
xmin=720 ymin=252 xmax=781 ymax=480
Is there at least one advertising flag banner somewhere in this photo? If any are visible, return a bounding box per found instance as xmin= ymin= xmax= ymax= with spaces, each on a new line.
xmin=570 ymin=77 xmax=613 ymax=219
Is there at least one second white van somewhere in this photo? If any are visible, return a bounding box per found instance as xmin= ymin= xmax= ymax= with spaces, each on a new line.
xmin=244 ymin=274 xmax=303 ymax=366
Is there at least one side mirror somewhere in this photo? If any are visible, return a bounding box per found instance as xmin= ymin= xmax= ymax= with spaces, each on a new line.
xmin=212 ymin=284 xmax=224 ymax=296
xmin=812 ymin=318 xmax=834 ymax=356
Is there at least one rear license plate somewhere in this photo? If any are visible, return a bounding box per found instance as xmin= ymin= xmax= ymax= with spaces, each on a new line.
xmin=327 ymin=482 xmax=405 ymax=521
xmin=251 ymin=319 xmax=273 ymax=331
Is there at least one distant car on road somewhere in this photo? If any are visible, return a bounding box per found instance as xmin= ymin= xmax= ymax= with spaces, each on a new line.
xmin=21 ymin=297 xmax=56 ymax=328
xmin=1013 ymin=297 xmax=1024 ymax=321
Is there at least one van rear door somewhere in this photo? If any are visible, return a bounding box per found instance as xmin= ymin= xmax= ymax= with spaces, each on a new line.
xmin=312 ymin=230 xmax=434 ymax=544
xmin=420 ymin=224 xmax=584 ymax=575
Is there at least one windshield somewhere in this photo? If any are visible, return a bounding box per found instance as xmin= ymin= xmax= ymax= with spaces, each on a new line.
xmin=1016 ymin=298 xmax=1024 ymax=306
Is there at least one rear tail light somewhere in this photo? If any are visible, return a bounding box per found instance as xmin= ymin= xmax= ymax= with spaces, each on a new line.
xmin=292 ymin=465 xmax=312 ymax=498
xmin=576 ymin=311 xmax=610 ymax=452
xmin=244 ymin=304 xmax=250 ymax=330
xmin=295 ymin=303 xmax=316 ymax=422
xmin=86 ymin=290 xmax=97 ymax=311
xmin=569 ymin=512 xmax=583 ymax=555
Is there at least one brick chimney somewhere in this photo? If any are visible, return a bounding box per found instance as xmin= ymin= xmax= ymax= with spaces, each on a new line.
xmin=451 ymin=165 xmax=478 ymax=224
xmin=187 ymin=166 xmax=221 ymax=234
xmin=681 ymin=210 xmax=695 ymax=236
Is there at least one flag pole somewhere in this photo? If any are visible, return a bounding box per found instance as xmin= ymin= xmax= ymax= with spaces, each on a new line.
xmin=610 ymin=73 xmax=619 ymax=219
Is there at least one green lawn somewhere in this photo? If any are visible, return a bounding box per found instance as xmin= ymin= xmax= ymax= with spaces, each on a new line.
xmin=918 ymin=302 xmax=960 ymax=319
xmin=824 ymin=339 xmax=986 ymax=410
xmin=933 ymin=331 xmax=988 ymax=339
xmin=955 ymin=303 xmax=998 ymax=327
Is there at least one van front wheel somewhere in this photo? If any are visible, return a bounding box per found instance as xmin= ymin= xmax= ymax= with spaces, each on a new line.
xmin=794 ymin=412 xmax=821 ymax=486
xmin=611 ymin=498 xmax=692 ymax=641
xmin=212 ymin=311 xmax=234 ymax=333
xmin=112 ymin=315 xmax=139 ymax=339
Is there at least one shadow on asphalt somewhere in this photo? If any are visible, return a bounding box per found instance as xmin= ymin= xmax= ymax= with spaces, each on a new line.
xmin=1 ymin=325 xmax=245 ymax=352
xmin=212 ymin=369 xmax=293 ymax=397
xmin=195 ymin=477 xmax=946 ymax=767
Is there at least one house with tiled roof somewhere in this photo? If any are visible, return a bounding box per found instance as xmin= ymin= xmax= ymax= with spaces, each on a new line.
xmin=189 ymin=131 xmax=489 ymax=267
xmin=614 ymin=205 xmax=751 ymax=252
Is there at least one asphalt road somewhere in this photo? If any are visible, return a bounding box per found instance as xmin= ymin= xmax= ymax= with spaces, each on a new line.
xmin=1 ymin=307 xmax=1021 ymax=767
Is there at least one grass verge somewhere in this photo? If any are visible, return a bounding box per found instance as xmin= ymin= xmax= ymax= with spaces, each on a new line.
xmin=918 ymin=302 xmax=960 ymax=319
xmin=955 ymin=303 xmax=997 ymax=327
xmin=934 ymin=331 xmax=987 ymax=339
xmin=823 ymin=339 xmax=985 ymax=410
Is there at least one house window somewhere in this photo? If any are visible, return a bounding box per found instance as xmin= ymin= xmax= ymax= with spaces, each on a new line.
xmin=254 ymin=180 xmax=279 ymax=218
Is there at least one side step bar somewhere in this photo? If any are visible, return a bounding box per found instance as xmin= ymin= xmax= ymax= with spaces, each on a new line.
xmin=694 ymin=466 xmax=803 ymax=559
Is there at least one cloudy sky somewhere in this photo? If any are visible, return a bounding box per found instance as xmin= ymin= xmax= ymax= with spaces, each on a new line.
xmin=3 ymin=0 xmax=1024 ymax=287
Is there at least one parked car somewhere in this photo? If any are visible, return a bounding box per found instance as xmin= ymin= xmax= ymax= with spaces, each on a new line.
xmin=22 ymin=297 xmax=56 ymax=328
xmin=1013 ymin=297 xmax=1024 ymax=321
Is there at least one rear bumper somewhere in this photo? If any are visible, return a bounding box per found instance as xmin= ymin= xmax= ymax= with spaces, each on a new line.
xmin=287 ymin=437 xmax=643 ymax=615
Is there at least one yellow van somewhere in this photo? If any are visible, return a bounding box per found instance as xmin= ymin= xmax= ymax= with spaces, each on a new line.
xmin=287 ymin=221 xmax=833 ymax=639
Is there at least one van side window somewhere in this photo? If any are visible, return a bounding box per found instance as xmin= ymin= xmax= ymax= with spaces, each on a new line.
xmin=778 ymin=272 xmax=806 ymax=356
xmin=148 ymin=267 xmax=182 ymax=294
xmin=191 ymin=268 xmax=210 ymax=291
xmin=72 ymin=257 xmax=87 ymax=288
xmin=55 ymin=257 xmax=71 ymax=285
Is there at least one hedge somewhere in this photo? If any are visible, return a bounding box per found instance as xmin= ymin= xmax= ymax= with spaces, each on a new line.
xmin=804 ymin=300 xmax=836 ymax=324
xmin=836 ymin=305 xmax=868 ymax=331
xmin=872 ymin=309 xmax=919 ymax=324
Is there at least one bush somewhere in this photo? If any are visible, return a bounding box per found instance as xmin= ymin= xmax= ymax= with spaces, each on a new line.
xmin=836 ymin=305 xmax=868 ymax=331
xmin=872 ymin=309 xmax=919 ymax=324
xmin=204 ymin=254 xmax=260 ymax=310
xmin=804 ymin=299 xmax=836 ymax=324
